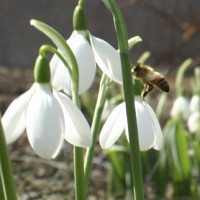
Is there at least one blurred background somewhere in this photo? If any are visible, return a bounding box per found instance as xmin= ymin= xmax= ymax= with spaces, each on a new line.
xmin=1 ymin=0 xmax=200 ymax=70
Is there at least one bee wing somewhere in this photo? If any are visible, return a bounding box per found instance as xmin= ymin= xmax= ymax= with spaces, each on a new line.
xmin=145 ymin=71 xmax=161 ymax=82
xmin=155 ymin=66 xmax=169 ymax=76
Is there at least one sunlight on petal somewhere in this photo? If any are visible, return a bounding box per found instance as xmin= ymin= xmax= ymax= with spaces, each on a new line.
xmin=100 ymin=103 xmax=126 ymax=148
xmin=50 ymin=54 xmax=71 ymax=94
xmin=145 ymin=103 xmax=163 ymax=150
xmin=171 ymin=96 xmax=190 ymax=120
xmin=55 ymin=91 xmax=92 ymax=148
xmin=67 ymin=31 xmax=96 ymax=95
xmin=134 ymin=98 xmax=155 ymax=151
xmin=26 ymin=84 xmax=64 ymax=159
xmin=187 ymin=112 xmax=200 ymax=133
xmin=90 ymin=34 xmax=122 ymax=84
xmin=2 ymin=85 xmax=35 ymax=144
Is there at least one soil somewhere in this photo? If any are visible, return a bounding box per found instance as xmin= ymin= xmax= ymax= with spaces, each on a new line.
xmin=0 ymin=66 xmax=193 ymax=200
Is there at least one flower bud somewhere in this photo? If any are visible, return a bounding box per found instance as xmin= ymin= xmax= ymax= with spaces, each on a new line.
xmin=73 ymin=5 xmax=88 ymax=30
xmin=34 ymin=55 xmax=51 ymax=83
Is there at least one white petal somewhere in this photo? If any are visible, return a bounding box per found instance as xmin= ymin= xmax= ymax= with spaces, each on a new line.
xmin=187 ymin=112 xmax=200 ymax=133
xmin=26 ymin=84 xmax=64 ymax=159
xmin=171 ymin=96 xmax=190 ymax=120
xmin=67 ymin=31 xmax=96 ymax=95
xmin=54 ymin=91 xmax=92 ymax=148
xmin=90 ymin=34 xmax=122 ymax=84
xmin=190 ymin=95 xmax=200 ymax=113
xmin=50 ymin=31 xmax=96 ymax=95
xmin=134 ymin=98 xmax=155 ymax=151
xmin=100 ymin=103 xmax=126 ymax=148
xmin=145 ymin=103 xmax=163 ymax=150
xmin=1 ymin=85 xmax=35 ymax=144
xmin=50 ymin=55 xmax=71 ymax=93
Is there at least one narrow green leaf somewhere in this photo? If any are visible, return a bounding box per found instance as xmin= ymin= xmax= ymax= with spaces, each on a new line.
xmin=175 ymin=58 xmax=192 ymax=96
xmin=0 ymin=120 xmax=17 ymax=200
xmin=176 ymin=118 xmax=191 ymax=178
xmin=128 ymin=36 xmax=142 ymax=50
xmin=30 ymin=19 xmax=75 ymax=68
xmin=106 ymin=145 xmax=128 ymax=182
xmin=137 ymin=51 xmax=151 ymax=64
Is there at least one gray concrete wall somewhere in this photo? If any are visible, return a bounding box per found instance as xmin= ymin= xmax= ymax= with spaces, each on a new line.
xmin=0 ymin=0 xmax=200 ymax=69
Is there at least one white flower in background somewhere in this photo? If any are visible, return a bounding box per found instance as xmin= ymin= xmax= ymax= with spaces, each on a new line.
xmin=187 ymin=112 xmax=200 ymax=133
xmin=99 ymin=97 xmax=163 ymax=151
xmin=50 ymin=30 xmax=122 ymax=95
xmin=2 ymin=83 xmax=91 ymax=159
xmin=189 ymin=95 xmax=200 ymax=113
xmin=170 ymin=96 xmax=190 ymax=120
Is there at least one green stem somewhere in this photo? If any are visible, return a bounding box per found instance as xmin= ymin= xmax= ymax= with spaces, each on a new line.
xmin=103 ymin=0 xmax=145 ymax=199
xmin=137 ymin=51 xmax=151 ymax=64
xmin=84 ymin=74 xmax=111 ymax=188
xmin=31 ymin=19 xmax=82 ymax=199
xmin=128 ymin=36 xmax=142 ymax=50
xmin=175 ymin=58 xmax=192 ymax=96
xmin=78 ymin=0 xmax=84 ymax=7
xmin=74 ymin=147 xmax=86 ymax=200
xmin=0 ymin=120 xmax=17 ymax=200
xmin=72 ymin=85 xmax=85 ymax=200
xmin=30 ymin=19 xmax=79 ymax=100
xmin=39 ymin=45 xmax=72 ymax=76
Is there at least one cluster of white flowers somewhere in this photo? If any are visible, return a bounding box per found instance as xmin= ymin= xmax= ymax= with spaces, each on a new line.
xmin=171 ymin=94 xmax=200 ymax=133
xmin=2 ymin=29 xmax=123 ymax=159
xmin=2 ymin=28 xmax=163 ymax=159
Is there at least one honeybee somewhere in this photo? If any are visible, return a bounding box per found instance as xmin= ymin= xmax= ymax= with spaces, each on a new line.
xmin=131 ymin=63 xmax=169 ymax=99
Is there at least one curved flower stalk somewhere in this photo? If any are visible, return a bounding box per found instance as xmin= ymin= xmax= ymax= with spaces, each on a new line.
xmin=50 ymin=4 xmax=123 ymax=96
xmin=2 ymin=55 xmax=91 ymax=159
xmin=100 ymin=96 xmax=163 ymax=151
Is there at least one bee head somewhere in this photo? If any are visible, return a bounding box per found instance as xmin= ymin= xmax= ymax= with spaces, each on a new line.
xmin=131 ymin=63 xmax=140 ymax=75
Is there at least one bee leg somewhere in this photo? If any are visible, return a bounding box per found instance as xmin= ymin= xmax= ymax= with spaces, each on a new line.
xmin=142 ymin=84 xmax=153 ymax=100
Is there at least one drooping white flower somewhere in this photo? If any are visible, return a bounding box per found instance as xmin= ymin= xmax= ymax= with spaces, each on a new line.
xmin=170 ymin=96 xmax=190 ymax=120
xmin=189 ymin=95 xmax=200 ymax=113
xmin=50 ymin=31 xmax=96 ymax=95
xmin=99 ymin=97 xmax=163 ymax=151
xmin=50 ymin=30 xmax=122 ymax=95
xmin=187 ymin=112 xmax=200 ymax=133
xmin=2 ymin=83 xmax=91 ymax=159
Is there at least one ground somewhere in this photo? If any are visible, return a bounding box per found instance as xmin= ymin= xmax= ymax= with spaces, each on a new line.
xmin=0 ymin=66 xmax=111 ymax=200
xmin=0 ymin=66 xmax=193 ymax=200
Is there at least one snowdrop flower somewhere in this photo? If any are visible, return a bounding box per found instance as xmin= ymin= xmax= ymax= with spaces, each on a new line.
xmin=187 ymin=112 xmax=200 ymax=133
xmin=189 ymin=95 xmax=200 ymax=113
xmin=50 ymin=5 xmax=122 ymax=96
xmin=2 ymin=55 xmax=91 ymax=159
xmin=100 ymin=96 xmax=163 ymax=151
xmin=170 ymin=96 xmax=190 ymax=120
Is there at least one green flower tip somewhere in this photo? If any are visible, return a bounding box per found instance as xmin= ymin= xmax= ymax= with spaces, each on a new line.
xmin=73 ymin=5 xmax=88 ymax=30
xmin=34 ymin=55 xmax=51 ymax=83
